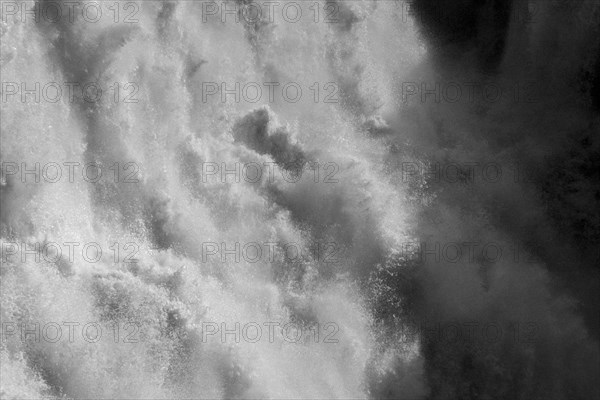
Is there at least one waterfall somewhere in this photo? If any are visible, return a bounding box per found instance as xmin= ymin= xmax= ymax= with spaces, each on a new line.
xmin=1 ymin=1 xmax=598 ymax=399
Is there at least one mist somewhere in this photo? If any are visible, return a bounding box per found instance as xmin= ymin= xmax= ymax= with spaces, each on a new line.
xmin=1 ymin=1 xmax=599 ymax=399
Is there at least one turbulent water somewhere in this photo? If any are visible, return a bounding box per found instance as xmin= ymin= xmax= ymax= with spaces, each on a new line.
xmin=1 ymin=0 xmax=599 ymax=399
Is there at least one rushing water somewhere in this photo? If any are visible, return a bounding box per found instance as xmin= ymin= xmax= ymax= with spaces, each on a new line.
xmin=1 ymin=0 xmax=599 ymax=399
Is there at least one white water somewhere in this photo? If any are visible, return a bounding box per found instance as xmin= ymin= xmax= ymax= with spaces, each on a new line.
xmin=1 ymin=0 xmax=599 ymax=399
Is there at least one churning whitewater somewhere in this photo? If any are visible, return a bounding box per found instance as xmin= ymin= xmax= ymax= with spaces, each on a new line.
xmin=1 ymin=0 xmax=599 ymax=399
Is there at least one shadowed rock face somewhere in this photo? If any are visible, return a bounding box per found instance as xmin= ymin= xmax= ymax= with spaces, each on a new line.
xmin=592 ymin=53 xmax=600 ymax=112
xmin=410 ymin=0 xmax=514 ymax=71
xmin=392 ymin=1 xmax=600 ymax=399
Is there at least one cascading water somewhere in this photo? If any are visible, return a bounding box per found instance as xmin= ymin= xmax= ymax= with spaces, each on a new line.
xmin=0 ymin=0 xmax=599 ymax=399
